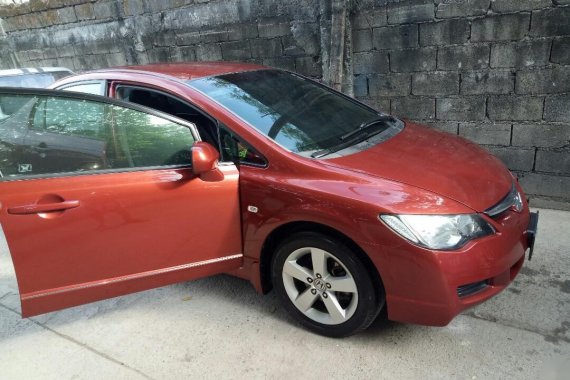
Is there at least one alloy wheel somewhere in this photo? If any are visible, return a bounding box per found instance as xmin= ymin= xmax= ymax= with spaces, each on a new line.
xmin=281 ymin=247 xmax=358 ymax=325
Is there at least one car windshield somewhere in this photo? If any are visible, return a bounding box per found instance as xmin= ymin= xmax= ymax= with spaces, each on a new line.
xmin=187 ymin=70 xmax=403 ymax=157
xmin=0 ymin=72 xmax=71 ymax=88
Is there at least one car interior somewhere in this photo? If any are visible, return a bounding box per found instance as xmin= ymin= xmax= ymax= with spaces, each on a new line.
xmin=115 ymin=86 xmax=265 ymax=166
xmin=116 ymin=86 xmax=220 ymax=148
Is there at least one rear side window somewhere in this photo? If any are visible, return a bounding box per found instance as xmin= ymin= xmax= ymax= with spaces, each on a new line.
xmin=61 ymin=82 xmax=105 ymax=96
xmin=0 ymin=93 xmax=196 ymax=180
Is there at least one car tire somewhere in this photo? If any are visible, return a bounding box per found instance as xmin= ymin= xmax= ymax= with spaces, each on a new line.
xmin=272 ymin=232 xmax=383 ymax=337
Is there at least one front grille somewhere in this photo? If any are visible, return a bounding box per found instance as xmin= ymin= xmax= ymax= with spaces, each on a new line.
xmin=485 ymin=183 xmax=522 ymax=218
xmin=457 ymin=280 xmax=489 ymax=298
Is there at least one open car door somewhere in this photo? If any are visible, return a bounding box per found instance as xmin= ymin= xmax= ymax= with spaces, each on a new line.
xmin=0 ymin=88 xmax=243 ymax=317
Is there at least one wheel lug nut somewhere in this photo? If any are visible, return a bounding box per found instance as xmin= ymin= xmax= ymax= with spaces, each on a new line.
xmin=316 ymin=273 xmax=322 ymax=278
xmin=322 ymin=292 xmax=328 ymax=298
xmin=326 ymin=283 xmax=331 ymax=289
xmin=307 ymin=277 xmax=313 ymax=283
xmin=311 ymin=289 xmax=317 ymax=295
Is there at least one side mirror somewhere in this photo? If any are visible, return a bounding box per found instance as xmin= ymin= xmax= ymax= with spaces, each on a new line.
xmin=191 ymin=141 xmax=219 ymax=176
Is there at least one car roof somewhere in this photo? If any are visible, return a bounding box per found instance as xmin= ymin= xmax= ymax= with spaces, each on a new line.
xmin=0 ymin=67 xmax=73 ymax=77
xmin=89 ymin=62 xmax=268 ymax=81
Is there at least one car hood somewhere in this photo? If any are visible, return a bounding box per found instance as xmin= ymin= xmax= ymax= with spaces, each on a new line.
xmin=322 ymin=121 xmax=512 ymax=212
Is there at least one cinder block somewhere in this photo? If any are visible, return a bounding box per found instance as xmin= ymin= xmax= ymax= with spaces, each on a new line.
xmin=471 ymin=13 xmax=530 ymax=42
xmin=221 ymin=40 xmax=252 ymax=60
xmin=106 ymin=51 xmax=128 ymax=66
xmin=436 ymin=97 xmax=486 ymax=121
xmin=226 ymin=23 xmax=259 ymax=41
xmin=491 ymin=0 xmax=551 ymax=13
xmin=490 ymin=40 xmax=551 ymax=68
xmin=353 ymin=8 xmax=387 ymax=29
xmin=373 ymin=25 xmax=418 ymax=50
xmin=412 ymin=71 xmax=459 ymax=95
xmin=544 ymin=95 xmax=570 ymax=122
xmin=369 ymin=73 xmax=411 ymax=97
xmin=392 ymin=96 xmax=435 ymax=120
xmin=251 ymin=38 xmax=282 ymax=59
xmin=459 ymin=123 xmax=512 ymax=145
xmin=93 ymin=0 xmax=119 ymax=20
xmin=61 ymin=6 xmax=80 ymax=23
xmin=437 ymin=45 xmax=490 ymax=71
xmin=512 ymin=123 xmax=570 ymax=148
xmin=485 ymin=146 xmax=535 ymax=171
xmin=436 ymin=0 xmax=490 ymax=18
xmin=200 ymin=28 xmax=230 ymax=43
xmin=461 ymin=71 xmax=514 ymax=95
xmin=519 ymin=173 xmax=570 ymax=198
xmin=196 ymin=44 xmax=223 ymax=61
xmin=175 ymin=31 xmax=202 ymax=46
xmin=530 ymin=7 xmax=570 ymax=36
xmin=419 ymin=19 xmax=470 ymax=46
xmin=551 ymin=38 xmax=570 ymax=64
xmin=353 ymin=29 xmax=372 ymax=52
xmin=353 ymin=51 xmax=389 ymax=75
xmin=353 ymin=75 xmax=369 ymax=97
xmin=387 ymin=0 xmax=434 ymax=25
xmin=171 ymin=46 xmax=196 ymax=61
xmin=356 ymin=96 xmax=390 ymax=113
xmin=516 ymin=67 xmax=570 ymax=95
xmin=123 ymin=0 xmax=144 ymax=16
xmin=536 ymin=150 xmax=570 ymax=174
xmin=262 ymin=57 xmax=295 ymax=71
xmin=390 ymin=48 xmax=436 ymax=72
xmin=259 ymin=19 xmax=290 ymax=38
xmin=75 ymin=3 xmax=95 ymax=21
xmin=295 ymin=56 xmax=321 ymax=77
xmin=289 ymin=22 xmax=319 ymax=55
xmin=488 ymin=96 xmax=544 ymax=121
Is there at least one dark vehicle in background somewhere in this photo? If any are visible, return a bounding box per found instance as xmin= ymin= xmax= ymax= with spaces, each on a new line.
xmin=0 ymin=68 xmax=73 ymax=122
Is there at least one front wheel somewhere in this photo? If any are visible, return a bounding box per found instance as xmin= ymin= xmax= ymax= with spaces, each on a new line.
xmin=271 ymin=232 xmax=383 ymax=337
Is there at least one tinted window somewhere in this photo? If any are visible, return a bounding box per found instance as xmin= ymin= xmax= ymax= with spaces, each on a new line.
xmin=219 ymin=126 xmax=266 ymax=167
xmin=62 ymin=82 xmax=104 ymax=96
xmin=0 ymin=94 xmax=195 ymax=180
xmin=188 ymin=70 xmax=401 ymax=157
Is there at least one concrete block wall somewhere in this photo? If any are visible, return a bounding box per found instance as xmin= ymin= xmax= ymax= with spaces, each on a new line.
xmin=353 ymin=0 xmax=570 ymax=209
xmin=0 ymin=0 xmax=569 ymax=209
xmin=0 ymin=0 xmax=322 ymax=76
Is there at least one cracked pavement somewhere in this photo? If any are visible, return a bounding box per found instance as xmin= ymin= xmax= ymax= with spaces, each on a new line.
xmin=0 ymin=208 xmax=568 ymax=379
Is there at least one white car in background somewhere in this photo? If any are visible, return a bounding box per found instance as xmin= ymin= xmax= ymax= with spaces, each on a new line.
xmin=0 ymin=67 xmax=73 ymax=88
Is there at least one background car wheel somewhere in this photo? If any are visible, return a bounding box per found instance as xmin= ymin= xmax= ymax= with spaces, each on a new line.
xmin=272 ymin=232 xmax=383 ymax=337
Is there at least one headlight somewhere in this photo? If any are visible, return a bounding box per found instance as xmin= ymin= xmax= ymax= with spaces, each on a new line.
xmin=379 ymin=214 xmax=495 ymax=250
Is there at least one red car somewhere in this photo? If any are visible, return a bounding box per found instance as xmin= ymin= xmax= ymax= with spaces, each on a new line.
xmin=0 ymin=63 xmax=538 ymax=337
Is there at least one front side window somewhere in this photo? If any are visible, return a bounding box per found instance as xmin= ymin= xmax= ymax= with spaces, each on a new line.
xmin=0 ymin=93 xmax=195 ymax=180
xmin=188 ymin=70 xmax=403 ymax=158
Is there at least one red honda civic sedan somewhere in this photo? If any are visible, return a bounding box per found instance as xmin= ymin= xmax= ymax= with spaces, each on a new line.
xmin=0 ymin=62 xmax=538 ymax=337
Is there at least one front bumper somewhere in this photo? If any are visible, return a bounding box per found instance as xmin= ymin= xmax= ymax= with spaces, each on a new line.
xmin=366 ymin=207 xmax=538 ymax=327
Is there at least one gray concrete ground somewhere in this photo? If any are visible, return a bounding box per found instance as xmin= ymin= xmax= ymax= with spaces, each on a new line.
xmin=0 ymin=208 xmax=568 ymax=380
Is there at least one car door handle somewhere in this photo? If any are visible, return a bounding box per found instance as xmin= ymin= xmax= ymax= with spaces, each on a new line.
xmin=7 ymin=200 xmax=80 ymax=215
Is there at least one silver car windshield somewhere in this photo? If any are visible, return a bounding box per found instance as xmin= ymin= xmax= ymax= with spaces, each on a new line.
xmin=187 ymin=70 xmax=403 ymax=158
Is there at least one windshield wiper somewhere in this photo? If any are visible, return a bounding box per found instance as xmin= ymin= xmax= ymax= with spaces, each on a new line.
xmin=340 ymin=115 xmax=395 ymax=141
xmin=310 ymin=115 xmax=396 ymax=158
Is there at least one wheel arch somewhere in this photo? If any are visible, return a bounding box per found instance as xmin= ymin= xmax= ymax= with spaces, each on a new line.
xmin=259 ymin=221 xmax=385 ymax=300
